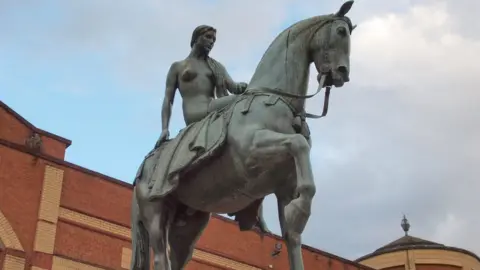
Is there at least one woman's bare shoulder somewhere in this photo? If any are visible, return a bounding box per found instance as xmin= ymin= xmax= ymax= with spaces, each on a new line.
xmin=169 ymin=60 xmax=186 ymax=72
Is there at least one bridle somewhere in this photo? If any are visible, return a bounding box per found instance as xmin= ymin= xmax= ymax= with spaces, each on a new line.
xmin=250 ymin=16 xmax=350 ymax=119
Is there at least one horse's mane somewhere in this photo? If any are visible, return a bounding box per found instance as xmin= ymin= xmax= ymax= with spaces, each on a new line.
xmin=265 ymin=14 xmax=353 ymax=52
xmin=205 ymin=56 xmax=227 ymax=97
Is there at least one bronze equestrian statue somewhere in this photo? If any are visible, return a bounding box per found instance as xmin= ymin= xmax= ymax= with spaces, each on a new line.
xmin=130 ymin=1 xmax=356 ymax=269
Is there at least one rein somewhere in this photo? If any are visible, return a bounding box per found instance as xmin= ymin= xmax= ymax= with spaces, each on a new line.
xmin=246 ymin=17 xmax=341 ymax=119
xmin=250 ymin=74 xmax=331 ymax=119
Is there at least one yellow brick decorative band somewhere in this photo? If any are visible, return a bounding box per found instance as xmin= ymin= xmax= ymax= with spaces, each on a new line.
xmin=31 ymin=266 xmax=48 ymax=270
xmin=193 ymin=249 xmax=262 ymax=270
xmin=59 ymin=207 xmax=131 ymax=239
xmin=59 ymin=208 xmax=261 ymax=270
xmin=3 ymin=254 xmax=26 ymax=270
xmin=33 ymin=165 xmax=64 ymax=254
xmin=52 ymin=256 xmax=106 ymax=270
xmin=38 ymin=165 xmax=64 ymax=223
xmin=407 ymin=250 xmax=416 ymax=270
xmin=33 ymin=220 xmax=57 ymax=254
xmin=0 ymin=210 xmax=24 ymax=251
xmin=119 ymin=247 xmax=262 ymax=270
xmin=121 ymin=247 xmax=132 ymax=269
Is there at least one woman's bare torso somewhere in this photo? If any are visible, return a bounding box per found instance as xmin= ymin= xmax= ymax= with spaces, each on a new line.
xmin=176 ymin=58 xmax=215 ymax=125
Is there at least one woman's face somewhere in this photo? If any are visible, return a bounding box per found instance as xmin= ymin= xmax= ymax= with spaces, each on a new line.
xmin=197 ymin=30 xmax=216 ymax=53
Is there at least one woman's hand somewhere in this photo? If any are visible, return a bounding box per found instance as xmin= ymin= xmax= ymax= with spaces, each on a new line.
xmin=154 ymin=129 xmax=170 ymax=149
xmin=235 ymin=82 xmax=248 ymax=94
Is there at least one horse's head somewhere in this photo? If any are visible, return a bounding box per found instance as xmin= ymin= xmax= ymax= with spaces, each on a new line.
xmin=310 ymin=1 xmax=355 ymax=88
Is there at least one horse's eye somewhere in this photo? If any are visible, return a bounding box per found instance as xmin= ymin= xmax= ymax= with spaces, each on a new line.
xmin=337 ymin=26 xmax=347 ymax=37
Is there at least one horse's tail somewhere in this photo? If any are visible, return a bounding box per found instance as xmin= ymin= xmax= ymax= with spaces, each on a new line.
xmin=130 ymin=188 xmax=150 ymax=270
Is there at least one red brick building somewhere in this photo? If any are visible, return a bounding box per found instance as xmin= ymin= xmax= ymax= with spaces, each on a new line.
xmin=0 ymin=100 xmax=374 ymax=270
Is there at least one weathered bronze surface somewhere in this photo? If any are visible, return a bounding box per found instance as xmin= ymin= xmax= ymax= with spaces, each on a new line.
xmin=131 ymin=2 xmax=355 ymax=269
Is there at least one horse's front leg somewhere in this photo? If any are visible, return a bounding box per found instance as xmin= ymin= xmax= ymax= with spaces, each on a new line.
xmin=250 ymin=129 xmax=315 ymax=270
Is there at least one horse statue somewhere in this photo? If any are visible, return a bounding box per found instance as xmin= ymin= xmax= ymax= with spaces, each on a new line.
xmin=130 ymin=1 xmax=356 ymax=269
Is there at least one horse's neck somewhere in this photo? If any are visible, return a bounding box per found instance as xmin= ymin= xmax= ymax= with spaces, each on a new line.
xmin=249 ymin=39 xmax=311 ymax=112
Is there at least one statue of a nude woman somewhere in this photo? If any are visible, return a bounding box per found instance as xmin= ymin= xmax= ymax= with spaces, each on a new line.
xmin=155 ymin=25 xmax=247 ymax=147
xmin=155 ymin=25 xmax=270 ymax=234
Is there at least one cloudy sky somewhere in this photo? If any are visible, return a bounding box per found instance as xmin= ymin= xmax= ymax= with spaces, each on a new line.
xmin=1 ymin=0 xmax=479 ymax=261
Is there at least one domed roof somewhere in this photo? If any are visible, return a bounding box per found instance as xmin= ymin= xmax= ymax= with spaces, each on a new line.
xmin=355 ymin=215 xmax=480 ymax=263
xmin=376 ymin=235 xmax=444 ymax=252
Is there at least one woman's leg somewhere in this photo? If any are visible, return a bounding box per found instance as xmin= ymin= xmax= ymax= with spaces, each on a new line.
xmin=185 ymin=95 xmax=239 ymax=125
xmin=208 ymin=95 xmax=238 ymax=113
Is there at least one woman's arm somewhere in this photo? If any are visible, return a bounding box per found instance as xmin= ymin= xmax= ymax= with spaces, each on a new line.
xmin=216 ymin=62 xmax=248 ymax=95
xmin=161 ymin=62 xmax=179 ymax=133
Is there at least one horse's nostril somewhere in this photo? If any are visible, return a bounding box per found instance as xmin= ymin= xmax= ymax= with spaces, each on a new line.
xmin=337 ymin=66 xmax=348 ymax=74
xmin=337 ymin=66 xmax=349 ymax=81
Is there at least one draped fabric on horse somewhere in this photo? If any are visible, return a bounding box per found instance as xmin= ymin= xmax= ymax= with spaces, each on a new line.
xmin=135 ymin=102 xmax=237 ymax=201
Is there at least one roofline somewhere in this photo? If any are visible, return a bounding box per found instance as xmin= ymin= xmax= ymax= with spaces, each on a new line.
xmin=212 ymin=214 xmax=374 ymax=269
xmin=0 ymin=138 xmax=130 ymax=189
xmin=0 ymin=138 xmax=374 ymax=270
xmin=0 ymin=101 xmax=72 ymax=147
xmin=356 ymin=245 xmax=480 ymax=263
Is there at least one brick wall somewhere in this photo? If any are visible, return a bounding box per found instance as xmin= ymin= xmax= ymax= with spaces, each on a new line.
xmin=0 ymin=103 xmax=70 ymax=159
xmin=60 ymin=168 xmax=132 ymax=227
xmin=0 ymin=146 xmax=42 ymax=257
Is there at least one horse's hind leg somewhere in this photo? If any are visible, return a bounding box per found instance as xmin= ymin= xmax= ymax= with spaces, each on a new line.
xmin=168 ymin=210 xmax=210 ymax=270
xmin=251 ymin=129 xmax=316 ymax=270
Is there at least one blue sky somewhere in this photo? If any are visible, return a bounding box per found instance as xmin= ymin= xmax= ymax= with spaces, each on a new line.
xmin=2 ymin=0 xmax=479 ymax=260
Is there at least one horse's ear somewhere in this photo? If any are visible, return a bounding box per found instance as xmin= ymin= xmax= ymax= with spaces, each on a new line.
xmin=335 ymin=0 xmax=354 ymax=17
xmin=352 ymin=24 xmax=357 ymax=32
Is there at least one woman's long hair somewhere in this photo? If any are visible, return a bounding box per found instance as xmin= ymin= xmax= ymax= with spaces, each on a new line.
xmin=190 ymin=25 xmax=227 ymax=97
